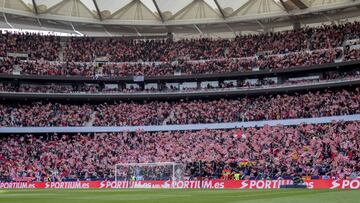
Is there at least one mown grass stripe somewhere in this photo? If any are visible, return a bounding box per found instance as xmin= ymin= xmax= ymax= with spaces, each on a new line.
xmin=0 ymin=189 xmax=358 ymax=203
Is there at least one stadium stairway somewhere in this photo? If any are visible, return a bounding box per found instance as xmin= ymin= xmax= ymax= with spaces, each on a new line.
xmin=58 ymin=39 xmax=67 ymax=62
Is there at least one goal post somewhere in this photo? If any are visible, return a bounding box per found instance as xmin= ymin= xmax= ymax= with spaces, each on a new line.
xmin=114 ymin=162 xmax=184 ymax=188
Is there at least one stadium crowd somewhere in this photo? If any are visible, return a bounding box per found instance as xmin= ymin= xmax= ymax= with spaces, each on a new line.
xmin=0 ymin=88 xmax=359 ymax=127
xmin=0 ymin=48 xmax=344 ymax=77
xmin=0 ymin=22 xmax=360 ymax=183
xmin=0 ymin=102 xmax=94 ymax=127
xmin=0 ymin=32 xmax=60 ymax=61
xmin=157 ymin=88 xmax=360 ymax=125
xmin=0 ymin=22 xmax=359 ymax=77
xmin=63 ymin=22 xmax=359 ymax=62
xmin=344 ymin=48 xmax=360 ymax=61
xmin=0 ymin=121 xmax=358 ymax=181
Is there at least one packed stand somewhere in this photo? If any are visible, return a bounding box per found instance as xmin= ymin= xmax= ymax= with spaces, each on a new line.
xmin=344 ymin=48 xmax=360 ymax=61
xmin=0 ymin=48 xmax=345 ymax=77
xmin=1 ymin=22 xmax=360 ymax=77
xmin=0 ymin=58 xmax=96 ymax=76
xmin=0 ymin=32 xmax=60 ymax=60
xmin=64 ymin=38 xmax=234 ymax=62
xmin=0 ymin=102 xmax=93 ymax=127
xmin=0 ymin=121 xmax=358 ymax=181
xmin=0 ymin=88 xmax=358 ymax=127
xmin=256 ymin=48 xmax=341 ymax=70
xmin=63 ymin=22 xmax=360 ymax=62
xmin=162 ymin=88 xmax=360 ymax=125
xmin=93 ymin=89 xmax=360 ymax=126
xmin=96 ymin=88 xmax=360 ymax=126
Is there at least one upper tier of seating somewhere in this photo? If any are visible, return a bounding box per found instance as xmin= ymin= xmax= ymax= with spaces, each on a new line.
xmin=0 ymin=22 xmax=360 ymax=76
xmin=63 ymin=22 xmax=359 ymax=62
xmin=0 ymin=48 xmax=345 ymax=77
xmin=0 ymin=88 xmax=358 ymax=127
xmin=0 ymin=22 xmax=359 ymax=78
xmin=0 ymin=33 xmax=60 ymax=61
xmin=0 ymin=22 xmax=360 ymax=62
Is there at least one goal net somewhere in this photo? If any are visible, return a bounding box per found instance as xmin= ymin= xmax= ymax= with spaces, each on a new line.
xmin=115 ymin=162 xmax=184 ymax=188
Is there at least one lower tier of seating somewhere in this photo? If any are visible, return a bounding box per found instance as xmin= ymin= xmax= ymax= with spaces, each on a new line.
xmin=0 ymin=121 xmax=358 ymax=181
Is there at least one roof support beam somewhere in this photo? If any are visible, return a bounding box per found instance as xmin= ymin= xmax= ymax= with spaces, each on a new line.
xmin=32 ymin=0 xmax=38 ymax=15
xmin=152 ymin=0 xmax=164 ymax=22
xmin=279 ymin=0 xmax=302 ymax=26
xmin=320 ymin=12 xmax=335 ymax=23
xmin=225 ymin=23 xmax=236 ymax=36
xmin=32 ymin=0 xmax=43 ymax=27
xmin=279 ymin=0 xmax=291 ymax=13
xmin=214 ymin=0 xmax=226 ymax=19
xmin=193 ymin=24 xmax=203 ymax=35
xmin=256 ymin=20 xmax=265 ymax=29
xmin=92 ymin=0 xmax=102 ymax=21
xmin=290 ymin=0 xmax=308 ymax=9
xmin=70 ymin=23 xmax=84 ymax=36
xmin=228 ymin=0 xmax=256 ymax=18
xmin=102 ymin=26 xmax=112 ymax=36
xmin=3 ymin=13 xmax=13 ymax=29
xmin=134 ymin=27 xmax=142 ymax=37
xmin=214 ymin=0 xmax=234 ymax=35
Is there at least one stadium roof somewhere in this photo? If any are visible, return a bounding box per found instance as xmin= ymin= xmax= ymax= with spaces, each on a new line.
xmin=0 ymin=0 xmax=360 ymax=37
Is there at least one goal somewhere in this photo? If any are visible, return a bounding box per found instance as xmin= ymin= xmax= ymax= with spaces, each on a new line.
xmin=114 ymin=162 xmax=184 ymax=183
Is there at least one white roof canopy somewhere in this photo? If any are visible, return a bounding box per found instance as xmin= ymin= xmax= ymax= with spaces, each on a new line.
xmin=0 ymin=0 xmax=359 ymax=36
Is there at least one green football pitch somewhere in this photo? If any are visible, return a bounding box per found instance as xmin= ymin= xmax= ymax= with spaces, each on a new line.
xmin=0 ymin=189 xmax=359 ymax=203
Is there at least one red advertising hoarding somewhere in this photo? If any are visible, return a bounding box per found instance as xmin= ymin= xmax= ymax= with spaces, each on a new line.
xmin=0 ymin=179 xmax=359 ymax=189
